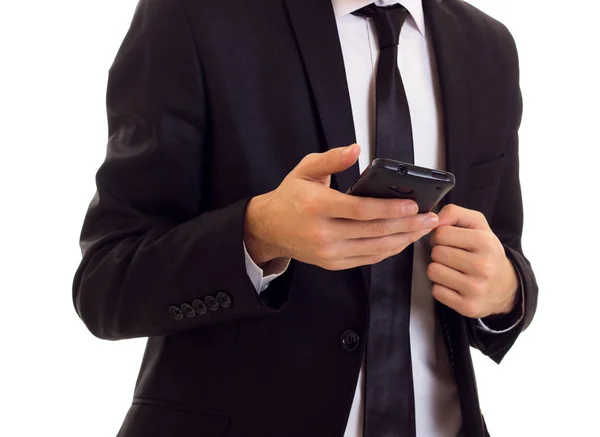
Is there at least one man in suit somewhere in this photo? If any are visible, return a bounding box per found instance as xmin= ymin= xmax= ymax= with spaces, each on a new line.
xmin=73 ymin=0 xmax=538 ymax=436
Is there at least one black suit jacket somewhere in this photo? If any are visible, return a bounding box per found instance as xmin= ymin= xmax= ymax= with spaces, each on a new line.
xmin=73 ymin=0 xmax=538 ymax=436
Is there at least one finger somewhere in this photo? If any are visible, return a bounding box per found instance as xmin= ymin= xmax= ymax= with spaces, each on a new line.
xmin=333 ymin=213 xmax=439 ymax=239
xmin=337 ymin=229 xmax=431 ymax=259
xmin=321 ymin=228 xmax=431 ymax=269
xmin=430 ymin=244 xmax=475 ymax=274
xmin=429 ymin=226 xmax=487 ymax=252
xmin=294 ymin=144 xmax=360 ymax=183
xmin=323 ymin=190 xmax=421 ymax=221
xmin=431 ymin=283 xmax=469 ymax=315
xmin=426 ymin=261 xmax=471 ymax=296
xmin=319 ymin=255 xmax=386 ymax=271
xmin=436 ymin=204 xmax=491 ymax=231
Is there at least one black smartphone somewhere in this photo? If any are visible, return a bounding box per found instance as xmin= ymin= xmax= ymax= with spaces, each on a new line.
xmin=346 ymin=159 xmax=455 ymax=213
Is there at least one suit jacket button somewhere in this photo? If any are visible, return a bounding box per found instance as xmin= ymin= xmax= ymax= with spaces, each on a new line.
xmin=169 ymin=306 xmax=184 ymax=321
xmin=192 ymin=299 xmax=207 ymax=316
xmin=204 ymin=296 xmax=219 ymax=312
xmin=181 ymin=303 xmax=195 ymax=318
xmin=341 ymin=330 xmax=359 ymax=352
xmin=216 ymin=292 xmax=232 ymax=308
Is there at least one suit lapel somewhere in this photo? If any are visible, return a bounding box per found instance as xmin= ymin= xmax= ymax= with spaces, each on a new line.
xmin=284 ymin=0 xmax=360 ymax=193
xmin=424 ymin=0 xmax=471 ymax=208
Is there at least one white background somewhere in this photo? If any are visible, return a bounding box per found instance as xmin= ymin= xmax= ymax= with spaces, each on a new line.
xmin=0 ymin=1 xmax=598 ymax=436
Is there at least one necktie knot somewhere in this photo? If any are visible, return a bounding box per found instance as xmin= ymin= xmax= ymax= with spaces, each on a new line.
xmin=352 ymin=4 xmax=409 ymax=49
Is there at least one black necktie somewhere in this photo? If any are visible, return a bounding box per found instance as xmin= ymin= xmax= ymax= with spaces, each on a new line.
xmin=352 ymin=4 xmax=416 ymax=437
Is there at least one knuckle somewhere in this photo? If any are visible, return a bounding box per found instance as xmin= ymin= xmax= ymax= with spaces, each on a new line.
xmin=478 ymin=232 xmax=496 ymax=251
xmin=365 ymin=238 xmax=391 ymax=258
xmin=474 ymin=258 xmax=494 ymax=279
xmin=491 ymin=237 xmax=503 ymax=252
xmin=447 ymin=204 xmax=460 ymax=214
xmin=296 ymin=153 xmax=319 ymax=174
xmin=469 ymin=279 xmax=486 ymax=296
xmin=368 ymin=220 xmax=390 ymax=237
xmin=310 ymin=227 xmax=334 ymax=245
xmin=300 ymin=194 xmax=322 ymax=216
xmin=302 ymin=152 xmax=320 ymax=165
xmin=350 ymin=201 xmax=368 ymax=220
xmin=315 ymin=245 xmax=337 ymax=261
xmin=479 ymin=235 xmax=493 ymax=251
xmin=484 ymin=239 xmax=498 ymax=253
xmin=372 ymin=241 xmax=388 ymax=257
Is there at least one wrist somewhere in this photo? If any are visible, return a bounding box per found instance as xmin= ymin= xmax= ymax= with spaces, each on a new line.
xmin=244 ymin=193 xmax=284 ymax=266
xmin=496 ymin=291 xmax=518 ymax=315
xmin=495 ymin=258 xmax=520 ymax=315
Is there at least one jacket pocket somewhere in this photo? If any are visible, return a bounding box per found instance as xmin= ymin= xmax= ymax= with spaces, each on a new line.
xmin=463 ymin=155 xmax=506 ymax=220
xmin=117 ymin=399 xmax=230 ymax=437
xmin=468 ymin=154 xmax=506 ymax=191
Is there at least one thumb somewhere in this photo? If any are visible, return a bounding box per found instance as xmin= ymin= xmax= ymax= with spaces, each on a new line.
xmin=437 ymin=204 xmax=491 ymax=231
xmin=294 ymin=144 xmax=360 ymax=182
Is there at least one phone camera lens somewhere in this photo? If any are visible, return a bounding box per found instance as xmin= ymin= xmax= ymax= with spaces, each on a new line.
xmin=397 ymin=165 xmax=407 ymax=174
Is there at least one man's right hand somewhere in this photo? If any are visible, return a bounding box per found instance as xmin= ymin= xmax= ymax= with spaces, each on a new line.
xmin=244 ymin=144 xmax=439 ymax=271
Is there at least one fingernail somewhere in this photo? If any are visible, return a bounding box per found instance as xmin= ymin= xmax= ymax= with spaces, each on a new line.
xmin=421 ymin=228 xmax=432 ymax=235
xmin=405 ymin=203 xmax=419 ymax=214
xmin=424 ymin=214 xmax=439 ymax=228
xmin=341 ymin=144 xmax=355 ymax=158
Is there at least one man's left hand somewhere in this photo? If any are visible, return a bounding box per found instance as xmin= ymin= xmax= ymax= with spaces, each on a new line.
xmin=427 ymin=204 xmax=519 ymax=319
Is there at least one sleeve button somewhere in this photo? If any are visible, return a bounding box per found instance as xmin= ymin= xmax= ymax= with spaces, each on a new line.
xmin=169 ymin=305 xmax=184 ymax=321
xmin=181 ymin=303 xmax=195 ymax=318
xmin=204 ymin=296 xmax=219 ymax=312
xmin=216 ymin=292 xmax=232 ymax=308
xmin=192 ymin=299 xmax=207 ymax=316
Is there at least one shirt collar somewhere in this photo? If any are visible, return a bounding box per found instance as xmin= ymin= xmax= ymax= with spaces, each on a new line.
xmin=331 ymin=0 xmax=425 ymax=36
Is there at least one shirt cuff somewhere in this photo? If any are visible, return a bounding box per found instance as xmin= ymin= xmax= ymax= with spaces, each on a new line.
xmin=243 ymin=241 xmax=291 ymax=294
xmin=476 ymin=258 xmax=525 ymax=334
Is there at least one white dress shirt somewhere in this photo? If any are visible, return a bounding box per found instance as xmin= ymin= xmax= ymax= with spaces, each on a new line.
xmin=243 ymin=1 xmax=524 ymax=436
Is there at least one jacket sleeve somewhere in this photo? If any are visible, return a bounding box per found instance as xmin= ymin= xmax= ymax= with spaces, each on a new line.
xmin=72 ymin=0 xmax=293 ymax=341
xmin=465 ymin=85 xmax=539 ymax=363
